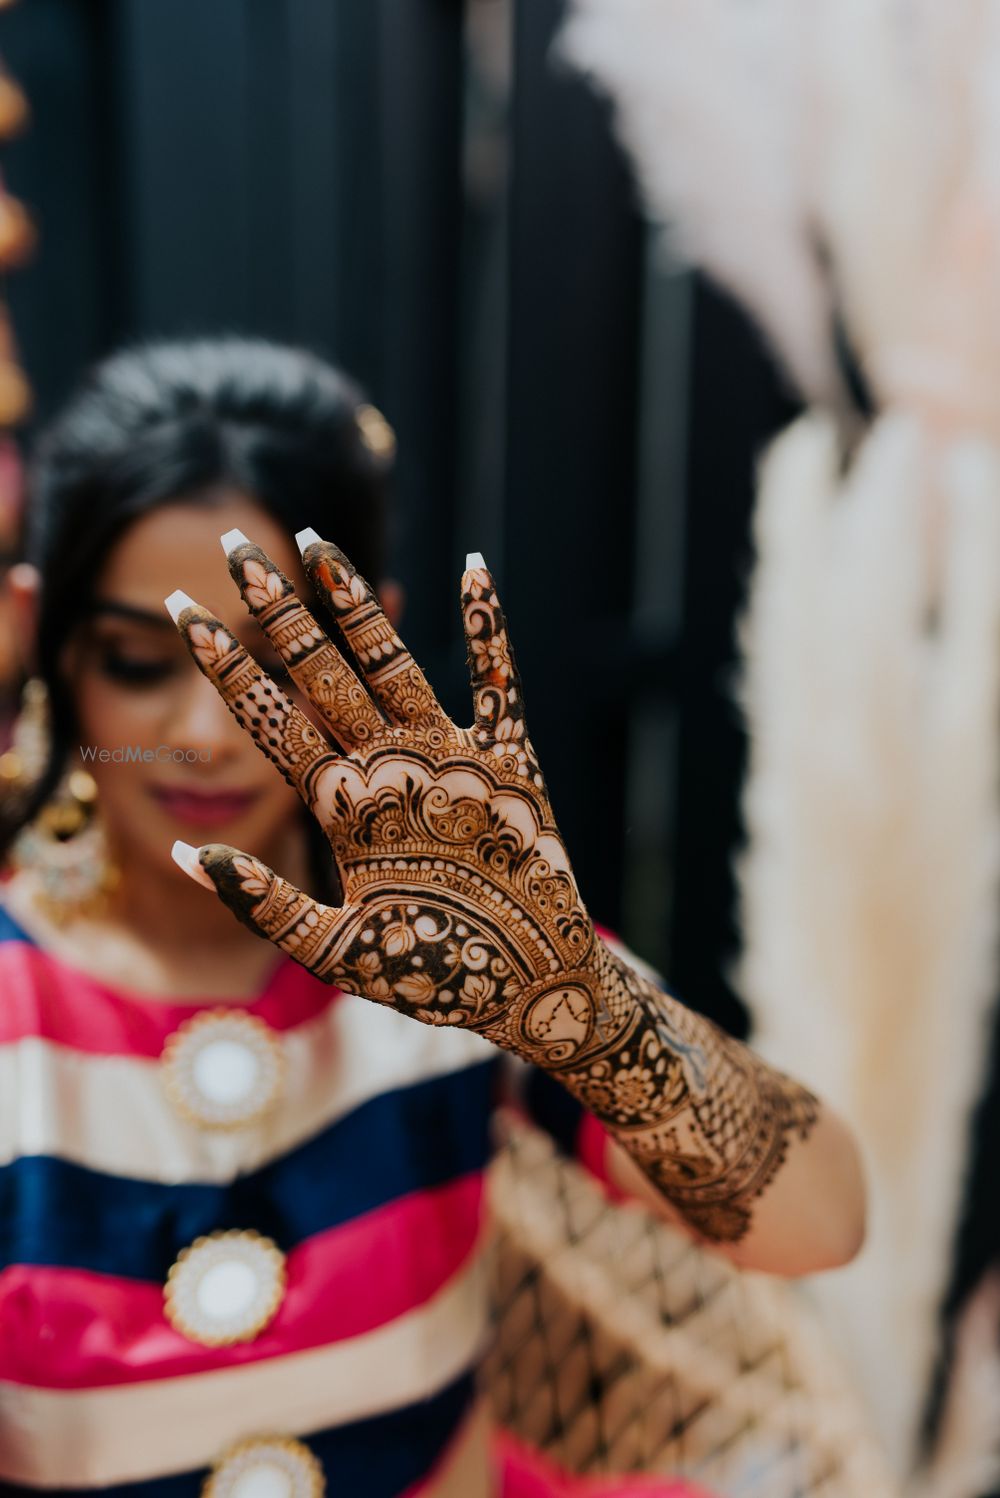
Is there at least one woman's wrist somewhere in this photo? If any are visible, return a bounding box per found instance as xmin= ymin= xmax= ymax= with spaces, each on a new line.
xmin=490 ymin=934 xmax=820 ymax=1245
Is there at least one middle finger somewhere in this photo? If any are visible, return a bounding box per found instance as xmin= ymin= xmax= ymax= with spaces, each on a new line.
xmin=221 ymin=528 xmax=388 ymax=753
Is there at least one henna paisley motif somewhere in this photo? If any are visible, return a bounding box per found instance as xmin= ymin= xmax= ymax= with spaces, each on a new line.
xmin=167 ymin=537 xmax=818 ymax=1244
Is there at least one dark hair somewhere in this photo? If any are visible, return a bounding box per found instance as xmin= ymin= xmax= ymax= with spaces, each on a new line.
xmin=2 ymin=334 xmax=393 ymax=875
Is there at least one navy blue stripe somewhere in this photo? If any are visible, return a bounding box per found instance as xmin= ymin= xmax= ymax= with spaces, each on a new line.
xmin=0 ymin=1058 xmax=498 ymax=1278
xmin=523 ymin=1064 xmax=585 ymax=1158
xmin=0 ymin=904 xmax=37 ymax=947
xmin=0 ymin=1370 xmax=476 ymax=1497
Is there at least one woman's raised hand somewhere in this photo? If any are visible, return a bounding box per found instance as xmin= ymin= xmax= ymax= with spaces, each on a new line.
xmin=165 ymin=530 xmax=840 ymax=1259
xmin=165 ymin=530 xmax=601 ymax=1055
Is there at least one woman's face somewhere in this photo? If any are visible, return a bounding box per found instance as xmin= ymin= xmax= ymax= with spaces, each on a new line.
xmin=62 ymin=492 xmax=312 ymax=880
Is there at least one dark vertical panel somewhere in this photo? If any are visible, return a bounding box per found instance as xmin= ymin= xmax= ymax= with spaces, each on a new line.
xmin=287 ymin=0 xmax=383 ymax=381
xmin=376 ymin=0 xmax=464 ymax=664
xmin=454 ymin=0 xmax=512 ymax=579
xmin=621 ymin=247 xmax=693 ymax=974
xmin=503 ymin=0 xmax=642 ymax=928
xmin=667 ymin=279 xmax=799 ymax=1034
xmin=245 ymin=0 xmax=293 ymax=338
xmin=1 ymin=0 xmax=113 ymax=420
xmin=114 ymin=0 xmax=251 ymax=333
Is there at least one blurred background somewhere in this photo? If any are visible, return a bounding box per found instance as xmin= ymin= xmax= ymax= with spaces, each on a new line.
xmin=0 ymin=0 xmax=800 ymax=1036
xmin=5 ymin=7 xmax=1000 ymax=1491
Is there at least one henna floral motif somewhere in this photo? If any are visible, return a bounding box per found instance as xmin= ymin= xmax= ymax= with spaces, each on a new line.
xmin=169 ymin=537 xmax=818 ymax=1243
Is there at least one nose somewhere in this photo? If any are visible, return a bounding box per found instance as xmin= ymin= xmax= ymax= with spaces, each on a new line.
xmin=165 ymin=668 xmax=247 ymax=766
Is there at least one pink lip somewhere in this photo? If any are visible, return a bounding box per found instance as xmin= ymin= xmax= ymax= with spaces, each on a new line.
xmin=148 ymin=785 xmax=262 ymax=828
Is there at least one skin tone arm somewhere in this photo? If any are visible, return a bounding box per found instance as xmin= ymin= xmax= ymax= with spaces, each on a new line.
xmin=165 ymin=529 xmax=866 ymax=1277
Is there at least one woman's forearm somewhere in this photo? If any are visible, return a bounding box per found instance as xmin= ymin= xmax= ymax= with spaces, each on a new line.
xmin=487 ymin=935 xmax=866 ymax=1275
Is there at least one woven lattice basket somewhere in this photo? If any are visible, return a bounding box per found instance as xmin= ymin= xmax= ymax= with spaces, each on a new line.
xmin=484 ymin=1115 xmax=898 ymax=1498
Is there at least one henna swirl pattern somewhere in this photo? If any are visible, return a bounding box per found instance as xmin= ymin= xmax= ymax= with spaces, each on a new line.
xmin=165 ymin=535 xmax=817 ymax=1244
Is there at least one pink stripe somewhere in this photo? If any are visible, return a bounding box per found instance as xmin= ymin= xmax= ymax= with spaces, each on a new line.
xmin=0 ymin=941 xmax=337 ymax=1056
xmin=493 ymin=1430 xmax=718 ymax=1498
xmin=576 ymin=1113 xmax=631 ymax=1203
xmin=0 ymin=919 xmax=623 ymax=1056
xmin=0 ymin=1174 xmax=484 ymax=1388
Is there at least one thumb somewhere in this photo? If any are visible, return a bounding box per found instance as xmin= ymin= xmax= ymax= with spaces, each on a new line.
xmin=171 ymin=839 xmax=343 ymax=981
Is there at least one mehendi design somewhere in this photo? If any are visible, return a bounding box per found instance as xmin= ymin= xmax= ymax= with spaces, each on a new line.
xmin=170 ymin=540 xmax=818 ymax=1244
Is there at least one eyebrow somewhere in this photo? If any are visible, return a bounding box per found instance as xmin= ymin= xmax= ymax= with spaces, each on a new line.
xmin=82 ymin=600 xmax=176 ymax=629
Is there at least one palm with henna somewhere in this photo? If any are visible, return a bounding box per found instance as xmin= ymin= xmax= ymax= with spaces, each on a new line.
xmin=165 ymin=529 xmax=863 ymax=1269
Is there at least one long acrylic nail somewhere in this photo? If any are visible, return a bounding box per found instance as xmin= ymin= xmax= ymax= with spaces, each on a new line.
xmin=171 ymin=839 xmax=216 ymax=891
xmin=164 ymin=589 xmax=198 ymax=623
xmin=220 ymin=528 xmax=250 ymax=556
xmin=296 ymin=527 xmax=322 ymax=555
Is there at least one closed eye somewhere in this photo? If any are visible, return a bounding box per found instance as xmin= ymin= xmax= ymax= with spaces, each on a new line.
xmin=98 ymin=651 xmax=178 ymax=687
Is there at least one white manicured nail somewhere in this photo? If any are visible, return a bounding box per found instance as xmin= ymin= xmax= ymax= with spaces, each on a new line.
xmin=164 ymin=589 xmax=197 ymax=623
xmin=220 ymin=527 xmax=250 ymax=556
xmin=296 ymin=527 xmax=322 ymax=555
xmin=171 ymin=840 xmax=215 ymax=891
xmin=465 ymin=552 xmax=486 ymax=571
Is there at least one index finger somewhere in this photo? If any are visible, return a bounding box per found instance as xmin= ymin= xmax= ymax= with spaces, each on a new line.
xmin=164 ymin=589 xmax=340 ymax=826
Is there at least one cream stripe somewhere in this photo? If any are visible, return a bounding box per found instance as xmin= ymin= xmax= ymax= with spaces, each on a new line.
xmin=0 ymin=995 xmax=494 ymax=1181
xmin=0 ymin=1254 xmax=488 ymax=1488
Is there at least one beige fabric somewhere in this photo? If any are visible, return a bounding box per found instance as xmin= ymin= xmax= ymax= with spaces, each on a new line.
xmin=485 ymin=1118 xmax=899 ymax=1498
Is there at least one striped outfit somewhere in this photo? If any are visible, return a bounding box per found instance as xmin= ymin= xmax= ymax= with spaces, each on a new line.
xmin=0 ymin=902 xmax=708 ymax=1498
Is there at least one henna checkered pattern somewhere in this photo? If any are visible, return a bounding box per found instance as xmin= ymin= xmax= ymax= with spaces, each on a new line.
xmin=484 ymin=1117 xmax=899 ymax=1498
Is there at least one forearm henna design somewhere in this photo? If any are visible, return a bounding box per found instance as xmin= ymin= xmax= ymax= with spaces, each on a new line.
xmin=169 ymin=538 xmax=818 ymax=1243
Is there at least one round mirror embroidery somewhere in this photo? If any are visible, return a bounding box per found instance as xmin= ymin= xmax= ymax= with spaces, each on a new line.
xmin=164 ymin=1229 xmax=286 ymax=1346
xmin=202 ymin=1437 xmax=324 ymax=1498
xmin=161 ymin=1010 xmax=284 ymax=1129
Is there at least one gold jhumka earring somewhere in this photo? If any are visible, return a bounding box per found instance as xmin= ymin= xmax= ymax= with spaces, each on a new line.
xmin=2 ymin=677 xmax=120 ymax=925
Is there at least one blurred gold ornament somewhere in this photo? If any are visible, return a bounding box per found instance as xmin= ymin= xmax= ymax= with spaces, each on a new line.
xmin=10 ymin=777 xmax=120 ymax=925
xmin=4 ymin=680 xmax=120 ymax=923
xmin=0 ymin=360 xmax=31 ymax=425
xmin=0 ymin=192 xmax=35 ymax=270
xmin=355 ymin=402 xmax=396 ymax=465
xmin=0 ymin=74 xmax=28 ymax=140
xmin=67 ymin=768 xmax=98 ymax=804
xmin=4 ymin=675 xmax=49 ymax=790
